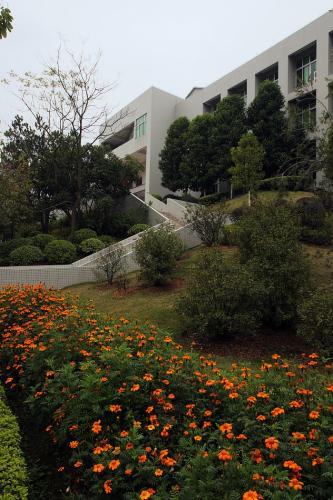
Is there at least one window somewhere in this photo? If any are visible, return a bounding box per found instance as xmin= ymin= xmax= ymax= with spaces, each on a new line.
xmin=135 ymin=114 xmax=147 ymax=139
xmin=228 ymin=81 xmax=247 ymax=104
xmin=296 ymin=52 xmax=317 ymax=87
xmin=297 ymin=96 xmax=316 ymax=130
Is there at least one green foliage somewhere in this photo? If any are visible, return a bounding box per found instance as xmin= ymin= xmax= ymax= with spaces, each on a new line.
xmin=159 ymin=116 xmax=190 ymax=192
xmin=72 ymin=228 xmax=97 ymax=244
xmin=324 ymin=120 xmax=333 ymax=184
xmin=295 ymin=196 xmax=326 ymax=229
xmin=238 ymin=201 xmax=310 ymax=326
xmin=300 ymin=226 xmax=332 ymax=246
xmin=99 ymin=234 xmax=117 ymax=246
xmin=151 ymin=193 xmax=163 ymax=201
xmin=134 ymin=224 xmax=183 ymax=285
xmin=199 ymin=192 xmax=226 ymax=205
xmin=109 ymin=213 xmax=136 ymax=238
xmin=258 ymin=175 xmax=311 ymax=192
xmin=0 ymin=7 xmax=13 ymax=39
xmin=297 ymin=286 xmax=333 ymax=351
xmin=9 ymin=245 xmax=44 ymax=266
xmin=0 ymin=238 xmax=34 ymax=261
xmin=32 ymin=233 xmax=56 ymax=250
xmin=0 ymin=385 xmax=28 ymax=499
xmin=185 ymin=204 xmax=227 ymax=246
xmin=127 ymin=224 xmax=151 ymax=236
xmin=79 ymin=238 xmax=104 ymax=255
xmin=177 ymin=248 xmax=264 ymax=337
xmin=44 ymin=240 xmax=77 ymax=264
xmin=221 ymin=224 xmax=240 ymax=246
xmin=230 ymin=132 xmax=265 ymax=206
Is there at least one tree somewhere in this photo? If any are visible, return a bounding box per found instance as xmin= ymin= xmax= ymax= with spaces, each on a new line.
xmin=229 ymin=132 xmax=265 ymax=206
xmin=324 ymin=121 xmax=333 ymax=185
xmin=5 ymin=47 xmax=127 ymax=234
xmin=95 ymin=244 xmax=125 ymax=285
xmin=134 ymin=224 xmax=183 ymax=285
xmin=238 ymin=200 xmax=310 ymax=326
xmin=0 ymin=6 xmax=13 ymax=39
xmin=159 ymin=117 xmax=190 ymax=192
xmin=247 ymin=81 xmax=289 ymax=178
xmin=210 ymin=95 xmax=246 ymax=182
xmin=177 ymin=248 xmax=264 ymax=337
xmin=180 ymin=114 xmax=216 ymax=193
xmin=184 ymin=204 xmax=228 ymax=246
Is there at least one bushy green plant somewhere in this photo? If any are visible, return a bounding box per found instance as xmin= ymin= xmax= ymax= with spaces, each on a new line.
xmin=32 ymin=233 xmax=56 ymax=249
xmin=0 ymin=237 xmax=34 ymax=259
xmin=300 ymin=226 xmax=332 ymax=245
xmin=2 ymin=286 xmax=332 ymax=498
xmin=128 ymin=224 xmax=151 ymax=236
xmin=238 ymin=201 xmax=310 ymax=326
xmin=177 ymin=248 xmax=264 ymax=337
xmin=151 ymin=193 xmax=163 ymax=201
xmin=258 ymin=175 xmax=311 ymax=192
xmin=79 ymin=238 xmax=104 ymax=255
xmin=134 ymin=224 xmax=183 ymax=285
xmin=297 ymin=286 xmax=333 ymax=351
xmin=72 ymin=228 xmax=97 ymax=244
xmin=199 ymin=192 xmax=226 ymax=205
xmin=109 ymin=213 xmax=135 ymax=238
xmin=44 ymin=240 xmax=77 ymax=264
xmin=221 ymin=224 xmax=239 ymax=246
xmin=0 ymin=385 xmax=28 ymax=499
xmin=9 ymin=245 xmax=44 ymax=266
xmin=99 ymin=234 xmax=116 ymax=246
xmin=185 ymin=204 xmax=227 ymax=246
xmin=295 ymin=196 xmax=326 ymax=229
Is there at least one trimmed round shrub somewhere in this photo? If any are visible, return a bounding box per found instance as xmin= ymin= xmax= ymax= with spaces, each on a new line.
xmin=297 ymin=286 xmax=333 ymax=351
xmin=79 ymin=238 xmax=105 ymax=255
xmin=127 ymin=223 xmax=151 ymax=236
xmin=44 ymin=240 xmax=77 ymax=264
xmin=72 ymin=228 xmax=97 ymax=244
xmin=0 ymin=238 xmax=34 ymax=259
xmin=295 ymin=196 xmax=326 ymax=229
xmin=99 ymin=235 xmax=116 ymax=246
xmin=32 ymin=233 xmax=56 ymax=250
xmin=9 ymin=245 xmax=44 ymax=266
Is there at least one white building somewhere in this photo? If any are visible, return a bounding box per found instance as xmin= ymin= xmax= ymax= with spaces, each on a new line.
xmin=102 ymin=11 xmax=333 ymax=202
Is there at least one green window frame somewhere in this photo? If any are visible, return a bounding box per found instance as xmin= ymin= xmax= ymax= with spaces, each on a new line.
xmin=135 ymin=114 xmax=147 ymax=139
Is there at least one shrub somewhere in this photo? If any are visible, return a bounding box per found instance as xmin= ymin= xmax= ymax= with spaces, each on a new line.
xmin=151 ymin=193 xmax=163 ymax=202
xmin=221 ymin=224 xmax=239 ymax=246
xmin=300 ymin=226 xmax=332 ymax=245
xmin=177 ymin=248 xmax=264 ymax=337
xmin=0 ymin=385 xmax=28 ymax=499
xmin=238 ymin=201 xmax=310 ymax=326
xmin=259 ymin=175 xmax=311 ymax=192
xmin=295 ymin=196 xmax=326 ymax=229
xmin=44 ymin=240 xmax=77 ymax=264
xmin=32 ymin=233 xmax=56 ymax=250
xmin=95 ymin=244 xmax=124 ymax=285
xmin=72 ymin=228 xmax=97 ymax=244
xmin=134 ymin=224 xmax=183 ymax=285
xmin=109 ymin=213 xmax=135 ymax=238
xmin=229 ymin=205 xmax=248 ymax=222
xmin=297 ymin=286 xmax=333 ymax=351
xmin=127 ymin=224 xmax=151 ymax=236
xmin=9 ymin=245 xmax=44 ymax=266
xmin=1 ymin=286 xmax=333 ymax=498
xmin=199 ymin=192 xmax=226 ymax=205
xmin=317 ymin=189 xmax=333 ymax=211
xmin=79 ymin=238 xmax=105 ymax=255
xmin=0 ymin=237 xmax=34 ymax=260
xmin=99 ymin=234 xmax=117 ymax=246
xmin=185 ymin=204 xmax=228 ymax=246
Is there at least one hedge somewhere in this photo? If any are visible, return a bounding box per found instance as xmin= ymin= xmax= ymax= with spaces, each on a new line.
xmin=0 ymin=385 xmax=28 ymax=499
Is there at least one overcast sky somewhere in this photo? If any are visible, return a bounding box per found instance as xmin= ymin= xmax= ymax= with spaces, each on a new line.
xmin=1 ymin=0 xmax=333 ymax=134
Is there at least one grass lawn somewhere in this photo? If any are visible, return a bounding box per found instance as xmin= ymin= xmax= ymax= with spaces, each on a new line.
xmin=223 ymin=190 xmax=313 ymax=211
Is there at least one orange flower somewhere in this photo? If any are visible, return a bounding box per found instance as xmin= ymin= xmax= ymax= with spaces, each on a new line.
xmin=109 ymin=404 xmax=122 ymax=412
xmin=138 ymin=454 xmax=147 ymax=464
xmin=289 ymin=478 xmax=304 ymax=491
xmin=125 ymin=468 xmax=133 ymax=475
xmin=140 ymin=489 xmax=156 ymax=500
xmin=328 ymin=436 xmax=333 ymax=443
xmin=256 ymin=415 xmax=266 ymax=422
xmin=229 ymin=392 xmax=239 ymax=399
xmin=74 ymin=461 xmax=82 ymax=468
xmin=292 ymin=432 xmax=306 ymax=441
xmin=243 ymin=491 xmax=262 ymax=500
xmin=284 ymin=460 xmax=302 ymax=473
xmin=93 ymin=463 xmax=105 ymax=473
xmin=217 ymin=449 xmax=232 ymax=462
xmin=154 ymin=468 xmax=164 ymax=476
xmin=120 ymin=430 xmax=129 ymax=437
xmin=309 ymin=410 xmax=320 ymax=420
xmin=271 ymin=407 xmax=285 ymax=417
xmin=289 ymin=400 xmax=304 ymax=409
xmin=131 ymin=384 xmax=140 ymax=392
xmin=312 ymin=457 xmax=324 ymax=466
xmin=103 ymin=479 xmax=112 ymax=494
xmin=194 ymin=435 xmax=202 ymax=442
xmin=143 ymin=373 xmax=153 ymax=381
xmin=265 ymin=437 xmax=279 ymax=450
xmin=69 ymin=441 xmax=79 ymax=449
xmin=108 ymin=459 xmax=120 ymax=470
xmin=92 ymin=420 xmax=102 ymax=434
xmin=219 ymin=422 xmax=233 ymax=434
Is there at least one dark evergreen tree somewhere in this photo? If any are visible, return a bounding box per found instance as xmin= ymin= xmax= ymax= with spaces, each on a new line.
xmin=159 ymin=116 xmax=190 ymax=192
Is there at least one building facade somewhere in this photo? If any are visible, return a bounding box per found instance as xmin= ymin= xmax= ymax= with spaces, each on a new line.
xmin=101 ymin=11 xmax=333 ymax=201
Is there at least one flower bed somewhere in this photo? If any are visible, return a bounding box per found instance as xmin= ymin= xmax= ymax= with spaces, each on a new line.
xmin=0 ymin=384 xmax=28 ymax=499
xmin=0 ymin=285 xmax=333 ymax=499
